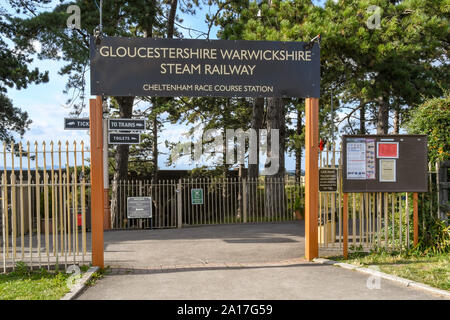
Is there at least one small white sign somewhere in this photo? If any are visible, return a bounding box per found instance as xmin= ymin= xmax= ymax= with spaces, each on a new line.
xmin=127 ymin=197 xmax=152 ymax=218
xmin=379 ymin=159 xmax=396 ymax=182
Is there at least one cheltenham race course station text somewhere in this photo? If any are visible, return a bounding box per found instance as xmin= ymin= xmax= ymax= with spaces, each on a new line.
xmin=90 ymin=37 xmax=320 ymax=98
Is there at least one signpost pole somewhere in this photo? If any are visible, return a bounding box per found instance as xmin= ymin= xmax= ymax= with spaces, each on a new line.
xmin=413 ymin=192 xmax=419 ymax=246
xmin=90 ymin=96 xmax=104 ymax=268
xmin=343 ymin=193 xmax=348 ymax=259
xmin=305 ymin=97 xmax=319 ymax=261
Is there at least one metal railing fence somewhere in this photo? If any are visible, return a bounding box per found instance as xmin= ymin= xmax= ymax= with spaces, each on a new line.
xmin=112 ymin=177 xmax=304 ymax=229
xmin=318 ymin=144 xmax=440 ymax=256
xmin=1 ymin=141 xmax=90 ymax=272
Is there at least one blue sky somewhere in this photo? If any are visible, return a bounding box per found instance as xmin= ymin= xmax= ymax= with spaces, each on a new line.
xmin=5 ymin=1 xmax=329 ymax=171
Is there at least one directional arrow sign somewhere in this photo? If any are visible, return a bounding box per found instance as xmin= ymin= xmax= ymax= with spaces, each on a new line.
xmin=108 ymin=119 xmax=146 ymax=131
xmin=108 ymin=132 xmax=140 ymax=144
xmin=64 ymin=118 xmax=90 ymax=130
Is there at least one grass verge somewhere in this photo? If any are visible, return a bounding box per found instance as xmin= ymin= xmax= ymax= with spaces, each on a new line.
xmin=330 ymin=251 xmax=450 ymax=291
xmin=85 ymin=266 xmax=108 ymax=287
xmin=0 ymin=262 xmax=89 ymax=300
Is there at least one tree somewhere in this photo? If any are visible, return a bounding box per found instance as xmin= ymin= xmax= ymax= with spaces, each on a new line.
xmin=211 ymin=0 xmax=319 ymax=216
xmin=0 ymin=2 xmax=49 ymax=144
xmin=164 ymin=96 xmax=252 ymax=174
xmin=10 ymin=0 xmax=201 ymax=227
xmin=312 ymin=0 xmax=448 ymax=134
xmin=406 ymin=91 xmax=450 ymax=163
xmin=286 ymin=99 xmax=305 ymax=182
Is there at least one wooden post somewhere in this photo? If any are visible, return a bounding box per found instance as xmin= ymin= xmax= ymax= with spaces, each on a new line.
xmin=413 ymin=192 xmax=419 ymax=246
xmin=90 ymin=96 xmax=104 ymax=268
xmin=305 ymin=97 xmax=319 ymax=261
xmin=343 ymin=193 xmax=348 ymax=259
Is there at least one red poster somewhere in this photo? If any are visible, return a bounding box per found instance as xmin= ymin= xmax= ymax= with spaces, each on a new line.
xmin=378 ymin=142 xmax=398 ymax=158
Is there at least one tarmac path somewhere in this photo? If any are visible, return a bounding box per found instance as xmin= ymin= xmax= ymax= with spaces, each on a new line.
xmin=78 ymin=222 xmax=447 ymax=300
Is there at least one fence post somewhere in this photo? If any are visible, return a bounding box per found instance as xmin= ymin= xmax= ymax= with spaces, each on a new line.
xmin=2 ymin=174 xmax=6 ymax=273
xmin=343 ymin=193 xmax=348 ymax=259
xmin=437 ymin=161 xmax=449 ymax=221
xmin=436 ymin=162 xmax=440 ymax=219
xmin=177 ymin=179 xmax=182 ymax=229
xmin=413 ymin=192 xmax=419 ymax=246
xmin=137 ymin=180 xmax=142 ymax=229
xmin=242 ymin=178 xmax=247 ymax=223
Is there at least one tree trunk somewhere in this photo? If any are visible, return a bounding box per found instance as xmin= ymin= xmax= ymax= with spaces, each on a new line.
xmin=167 ymin=0 xmax=178 ymax=38
xmin=377 ymin=95 xmax=390 ymax=134
xmin=246 ymin=98 xmax=264 ymax=219
xmin=150 ymin=0 xmax=176 ymax=184
xmin=359 ymin=103 xmax=366 ymax=134
xmin=295 ymin=106 xmax=302 ymax=182
xmin=248 ymin=98 xmax=264 ymax=179
xmin=393 ymin=107 xmax=400 ymax=134
xmin=264 ymin=97 xmax=285 ymax=218
xmin=110 ymin=96 xmax=134 ymax=228
xmin=152 ymin=117 xmax=158 ymax=182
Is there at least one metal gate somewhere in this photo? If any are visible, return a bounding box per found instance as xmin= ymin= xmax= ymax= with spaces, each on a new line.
xmin=112 ymin=177 xmax=304 ymax=229
xmin=318 ymin=143 xmax=441 ymax=257
xmin=1 ymin=141 xmax=90 ymax=272
xmin=112 ymin=180 xmax=178 ymax=229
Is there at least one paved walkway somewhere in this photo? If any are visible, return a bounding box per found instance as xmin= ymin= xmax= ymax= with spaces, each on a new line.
xmin=102 ymin=221 xmax=305 ymax=269
xmin=78 ymin=222 xmax=447 ymax=300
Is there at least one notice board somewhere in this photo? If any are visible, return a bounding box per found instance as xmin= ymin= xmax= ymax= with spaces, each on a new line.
xmin=319 ymin=168 xmax=338 ymax=192
xmin=342 ymin=135 xmax=428 ymax=193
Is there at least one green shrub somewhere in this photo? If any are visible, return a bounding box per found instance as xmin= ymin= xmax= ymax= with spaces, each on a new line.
xmin=414 ymin=216 xmax=450 ymax=255
xmin=406 ymin=91 xmax=450 ymax=163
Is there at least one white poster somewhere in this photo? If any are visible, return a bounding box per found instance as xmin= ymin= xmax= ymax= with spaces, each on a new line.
xmin=380 ymin=159 xmax=396 ymax=182
xmin=347 ymin=138 xmax=366 ymax=180
xmin=365 ymin=139 xmax=376 ymax=179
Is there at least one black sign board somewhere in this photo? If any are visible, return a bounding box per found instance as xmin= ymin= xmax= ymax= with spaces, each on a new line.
xmin=319 ymin=168 xmax=338 ymax=192
xmin=127 ymin=197 xmax=152 ymax=219
xmin=90 ymin=36 xmax=320 ymax=98
xmin=342 ymin=135 xmax=428 ymax=193
xmin=108 ymin=133 xmax=140 ymax=144
xmin=109 ymin=119 xmax=146 ymax=131
xmin=64 ymin=118 xmax=90 ymax=130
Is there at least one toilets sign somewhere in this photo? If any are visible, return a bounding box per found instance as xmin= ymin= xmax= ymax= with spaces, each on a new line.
xmin=90 ymin=36 xmax=320 ymax=98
